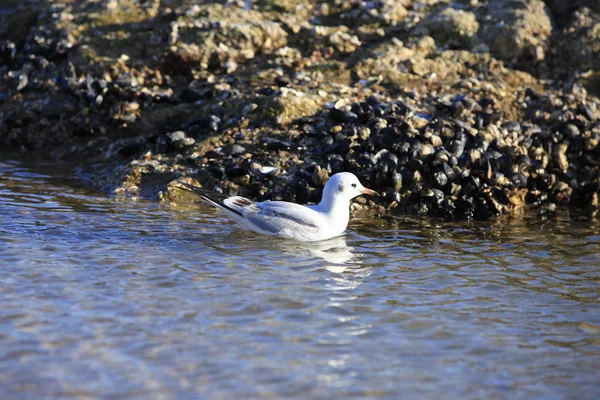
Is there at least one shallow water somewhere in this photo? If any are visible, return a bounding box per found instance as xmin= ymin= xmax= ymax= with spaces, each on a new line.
xmin=1 ymin=156 xmax=599 ymax=399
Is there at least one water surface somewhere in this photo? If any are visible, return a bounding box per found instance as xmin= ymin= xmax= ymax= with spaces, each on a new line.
xmin=1 ymin=156 xmax=599 ymax=399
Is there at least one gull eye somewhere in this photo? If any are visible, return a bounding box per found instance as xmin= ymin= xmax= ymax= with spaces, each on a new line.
xmin=351 ymin=183 xmax=357 ymax=188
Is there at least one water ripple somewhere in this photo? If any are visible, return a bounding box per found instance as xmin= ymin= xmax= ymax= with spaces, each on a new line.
xmin=1 ymin=157 xmax=599 ymax=399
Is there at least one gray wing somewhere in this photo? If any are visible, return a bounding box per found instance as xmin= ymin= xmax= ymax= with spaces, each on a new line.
xmin=177 ymin=181 xmax=322 ymax=237
xmin=244 ymin=201 xmax=323 ymax=235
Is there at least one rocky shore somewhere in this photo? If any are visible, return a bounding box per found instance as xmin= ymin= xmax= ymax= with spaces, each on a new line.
xmin=1 ymin=0 xmax=599 ymax=220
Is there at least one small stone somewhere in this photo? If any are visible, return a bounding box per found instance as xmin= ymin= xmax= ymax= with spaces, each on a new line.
xmin=16 ymin=73 xmax=28 ymax=92
xmin=166 ymin=131 xmax=195 ymax=151
xmin=222 ymin=144 xmax=246 ymax=155
xmin=275 ymin=75 xmax=290 ymax=87
xmin=312 ymin=166 xmax=330 ymax=187
xmin=471 ymin=43 xmax=490 ymax=53
xmin=186 ymin=116 xmax=220 ymax=134
xmin=357 ymin=126 xmax=370 ymax=140
xmin=553 ymin=143 xmax=569 ymax=172
xmin=259 ymin=166 xmax=278 ymax=175
xmin=242 ymin=103 xmax=258 ymax=115
xmin=419 ymin=144 xmax=435 ymax=159
xmin=168 ymin=131 xmax=186 ymax=142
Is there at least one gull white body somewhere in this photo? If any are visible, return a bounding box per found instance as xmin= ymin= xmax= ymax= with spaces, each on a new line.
xmin=178 ymin=172 xmax=376 ymax=242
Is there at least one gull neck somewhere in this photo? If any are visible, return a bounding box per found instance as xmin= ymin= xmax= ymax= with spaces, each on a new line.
xmin=316 ymin=192 xmax=350 ymax=215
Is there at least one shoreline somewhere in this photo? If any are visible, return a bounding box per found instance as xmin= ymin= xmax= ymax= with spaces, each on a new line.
xmin=1 ymin=0 xmax=599 ymax=220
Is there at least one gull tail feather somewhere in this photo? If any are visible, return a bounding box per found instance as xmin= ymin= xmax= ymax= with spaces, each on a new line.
xmin=176 ymin=181 xmax=244 ymax=217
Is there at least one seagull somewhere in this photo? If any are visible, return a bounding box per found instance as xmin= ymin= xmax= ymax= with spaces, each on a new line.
xmin=177 ymin=172 xmax=377 ymax=242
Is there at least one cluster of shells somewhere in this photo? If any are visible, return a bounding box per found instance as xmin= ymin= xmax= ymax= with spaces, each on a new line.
xmin=173 ymin=85 xmax=599 ymax=220
xmin=307 ymin=89 xmax=600 ymax=219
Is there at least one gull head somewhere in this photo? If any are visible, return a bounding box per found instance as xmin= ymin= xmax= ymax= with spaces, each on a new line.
xmin=323 ymin=172 xmax=378 ymax=203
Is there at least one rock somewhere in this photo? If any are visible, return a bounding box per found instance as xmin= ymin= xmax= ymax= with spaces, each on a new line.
xmin=274 ymin=75 xmax=290 ymax=87
xmin=186 ymin=116 xmax=220 ymax=135
xmin=553 ymin=142 xmax=569 ymax=172
xmin=166 ymin=131 xmax=195 ymax=151
xmin=471 ymin=43 xmax=490 ymax=53
xmin=165 ymin=4 xmax=288 ymax=73
xmin=546 ymin=0 xmax=600 ymax=19
xmin=328 ymin=30 xmax=361 ymax=54
xmin=260 ymin=91 xmax=326 ymax=125
xmin=16 ymin=73 xmax=28 ymax=92
xmin=312 ymin=165 xmax=329 ymax=187
xmin=1 ymin=0 xmax=599 ymax=221
xmin=419 ymin=7 xmax=479 ymax=47
xmin=166 ymin=178 xmax=202 ymax=204
xmin=480 ymin=0 xmax=553 ymax=64
xmin=549 ymin=7 xmax=600 ymax=74
xmin=222 ymin=144 xmax=246 ymax=155
xmin=242 ymin=103 xmax=258 ymax=115
xmin=329 ymin=0 xmax=408 ymax=26
xmin=180 ymin=87 xmax=205 ymax=102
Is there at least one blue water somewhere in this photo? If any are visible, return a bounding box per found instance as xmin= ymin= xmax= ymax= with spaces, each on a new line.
xmin=1 ymin=156 xmax=599 ymax=399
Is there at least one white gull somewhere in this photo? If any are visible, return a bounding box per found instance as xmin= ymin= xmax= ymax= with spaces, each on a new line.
xmin=177 ymin=172 xmax=377 ymax=242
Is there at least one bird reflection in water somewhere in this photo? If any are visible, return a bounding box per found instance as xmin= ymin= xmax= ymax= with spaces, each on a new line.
xmin=280 ymin=235 xmax=373 ymax=290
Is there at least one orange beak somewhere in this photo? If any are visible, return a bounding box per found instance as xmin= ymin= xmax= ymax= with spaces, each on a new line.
xmin=360 ymin=187 xmax=379 ymax=196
